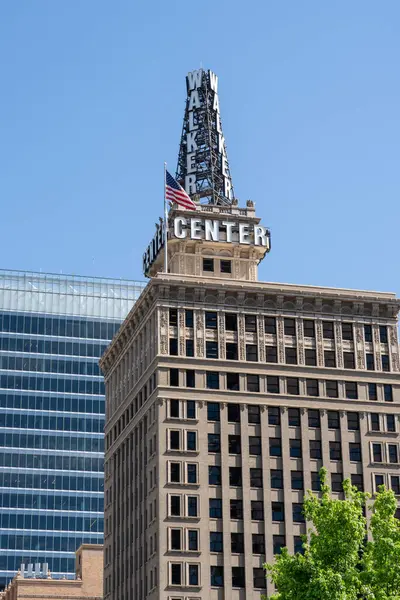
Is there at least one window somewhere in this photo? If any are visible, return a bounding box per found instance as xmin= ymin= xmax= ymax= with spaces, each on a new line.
xmin=245 ymin=315 xmax=257 ymax=332
xmin=330 ymin=442 xmax=342 ymax=461
xmin=372 ymin=443 xmax=382 ymax=463
xmin=229 ymin=467 xmax=242 ymax=487
xmin=169 ymin=462 xmax=181 ymax=483
xmin=347 ymin=412 xmax=360 ymax=431
xmin=342 ymin=322 xmax=353 ymax=341
xmin=368 ymin=383 xmax=377 ymax=400
xmin=210 ymin=532 xmax=223 ymax=552
xmin=311 ymin=471 xmax=321 ymax=491
xmin=328 ymin=411 xmax=340 ymax=429
xmin=249 ymin=436 xmax=261 ymax=455
xmin=270 ymin=438 xmax=282 ymax=457
xmin=206 ymin=341 xmax=218 ymax=359
xmin=326 ymin=381 xmax=338 ymax=398
xmin=169 ymin=308 xmax=178 ymax=326
xmin=294 ymin=536 xmax=305 ymax=555
xmin=308 ymin=410 xmax=320 ymax=428
xmin=187 ymin=495 xmax=198 ymax=517
xmin=351 ymin=474 xmax=364 ymax=491
xmin=291 ymin=470 xmax=304 ymax=490
xmin=227 ymin=403 xmax=240 ymax=422
xmin=366 ymin=353 xmax=375 ymax=371
xmin=170 ymin=399 xmax=180 ymax=419
xmin=305 ymin=349 xmax=317 ymax=366
xmin=209 ymin=466 xmax=221 ymax=486
xmin=230 ymin=499 xmax=243 ymax=520
xmin=186 ymin=400 xmax=196 ymax=420
xmin=206 ymin=372 xmax=219 ymax=389
xmin=388 ymin=444 xmax=398 ymax=464
xmin=170 ymin=563 xmax=182 ymax=585
xmin=384 ymin=384 xmax=393 ymax=402
xmin=379 ymin=325 xmax=388 ymax=343
xmin=266 ymin=345 xmax=278 ymax=363
xmin=220 ymin=259 xmax=231 ymax=273
xmin=169 ymin=430 xmax=181 ymax=450
xmin=247 ymin=374 xmax=260 ymax=392
xmin=288 ymin=408 xmax=300 ymax=426
xmin=228 ymin=435 xmax=241 ymax=454
xmin=170 ymin=368 xmax=179 ymax=386
xmin=349 ymin=443 xmax=361 ymax=462
xmin=382 ymin=355 xmax=390 ymax=372
xmin=344 ymin=352 xmax=355 ymax=369
xmin=207 ymin=402 xmax=220 ymax=421
xmin=375 ymin=474 xmax=385 ymax=490
xmin=208 ymin=434 xmax=220 ymax=453
xmin=252 ymin=533 xmax=265 ymax=554
xmin=225 ymin=313 xmax=237 ymax=331
xmin=265 ymin=316 xmax=277 ymax=334
xmin=273 ymin=535 xmax=286 ymax=554
xmin=253 ymin=567 xmax=267 ymax=589
xmin=387 ymin=414 xmax=396 ymax=432
xmin=290 ymin=438 xmax=302 ymax=458
xmin=285 ymin=347 xmax=297 ymax=364
xmin=246 ymin=344 xmax=258 ymax=361
xmin=227 ymin=372 xmax=240 ymax=391
xmin=371 ymin=413 xmax=380 ymax=431
xmin=250 ymin=468 xmax=263 ymax=488
xmin=186 ymin=369 xmax=195 ymax=388
xmin=268 ymin=407 xmax=281 ymax=425
xmin=271 ymin=469 xmax=283 ymax=489
xmin=185 ymin=309 xmax=194 ymax=328
xmin=304 ymin=320 xmax=315 ymax=337
xmin=284 ymin=318 xmax=296 ymax=336
xmin=331 ymin=473 xmax=343 ymax=492
xmin=186 ymin=431 xmax=197 ymax=452
xmin=310 ymin=440 xmax=322 ymax=459
xmin=186 ymin=339 xmax=194 ymax=357
xmin=267 ymin=376 xmax=280 ymax=394
xmin=306 ymin=379 xmax=319 ymax=397
xmin=170 ymin=495 xmax=181 ymax=517
xmin=272 ymin=502 xmax=285 ymax=521
xmin=203 ymin=258 xmax=214 ymax=272
xmin=231 ymin=533 xmax=244 ymax=554
xmin=170 ymin=338 xmax=178 ymax=355
xmin=186 ymin=463 xmax=198 ymax=484
xmin=293 ymin=503 xmax=305 ymax=523
xmin=210 ymin=566 xmax=224 ymax=587
xmin=251 ymin=500 xmax=264 ymax=521
xmin=363 ymin=324 xmax=372 ymax=342
xmin=226 ymin=342 xmax=238 ymax=360
xmin=170 ymin=528 xmax=182 ymax=550
xmin=323 ymin=321 xmax=334 ymax=339
xmin=209 ymin=498 xmax=222 ymax=518
xmin=232 ymin=567 xmax=245 ymax=588
xmin=205 ymin=311 xmax=217 ymax=329
xmin=324 ymin=351 xmax=336 ymax=368
xmin=187 ymin=563 xmax=199 ymax=586
xmin=287 ymin=377 xmax=299 ymax=395
xmin=391 ymin=476 xmax=400 ymax=495
xmin=248 ymin=405 xmax=260 ymax=424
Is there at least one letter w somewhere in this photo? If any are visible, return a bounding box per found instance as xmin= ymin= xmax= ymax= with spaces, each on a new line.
xmin=187 ymin=70 xmax=203 ymax=91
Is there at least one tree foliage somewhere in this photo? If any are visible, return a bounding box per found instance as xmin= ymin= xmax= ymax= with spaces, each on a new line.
xmin=264 ymin=468 xmax=400 ymax=600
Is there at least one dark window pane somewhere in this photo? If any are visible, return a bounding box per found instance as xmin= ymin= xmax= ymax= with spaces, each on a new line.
xmin=291 ymin=470 xmax=304 ymax=490
xmin=271 ymin=470 xmax=283 ymax=489
xmin=324 ymin=351 xmax=336 ymax=368
xmin=326 ymin=381 xmax=338 ymax=398
xmin=203 ymin=258 xmax=214 ymax=272
xmin=250 ymin=468 xmax=263 ymax=488
xmin=251 ymin=501 xmax=264 ymax=521
xmin=229 ymin=467 xmax=242 ymax=487
xmin=169 ymin=308 xmax=178 ymax=326
xmin=368 ymin=383 xmax=377 ymax=400
xmin=384 ymin=384 xmax=393 ymax=402
xmin=293 ymin=503 xmax=305 ymax=523
xmin=284 ymin=318 xmax=296 ymax=336
xmin=231 ymin=533 xmax=244 ymax=554
xmin=253 ymin=567 xmax=267 ymax=589
xmin=382 ymin=355 xmax=390 ymax=372
xmin=306 ymin=379 xmax=319 ymax=397
xmin=387 ymin=414 xmax=396 ymax=432
xmin=185 ymin=309 xmax=193 ymax=328
xmin=267 ymin=376 xmax=280 ymax=394
xmin=366 ymin=353 xmax=375 ymax=371
xmin=342 ymin=323 xmax=353 ymax=341
xmin=186 ymin=369 xmax=195 ymax=388
xmin=230 ymin=499 xmax=243 ymax=520
xmin=232 ymin=566 xmax=245 ymax=588
xmin=323 ymin=321 xmax=334 ymax=339
xmin=287 ymin=377 xmax=299 ymax=395
xmin=186 ymin=339 xmax=194 ymax=357
xmin=331 ymin=473 xmax=343 ymax=492
xmin=249 ymin=436 xmax=261 ymax=455
xmin=344 ymin=352 xmax=355 ymax=369
xmin=328 ymin=411 xmax=340 ymax=429
xmin=305 ymin=349 xmax=317 ymax=366
xmin=371 ymin=413 xmax=380 ymax=431
xmin=364 ymin=325 xmax=373 ymax=342
xmin=210 ymin=566 xmax=224 ymax=587
xmin=226 ymin=342 xmax=238 ymax=360
xmin=379 ymin=325 xmax=388 ymax=343
xmin=208 ymin=433 xmax=220 ymax=453
xmin=209 ymin=498 xmax=222 ymax=518
xmin=329 ymin=441 xmax=342 ymax=461
xmin=311 ymin=471 xmax=321 ymax=491
xmin=228 ymin=435 xmax=241 ymax=454
xmin=303 ymin=320 xmax=315 ymax=337
xmin=309 ymin=440 xmax=322 ymax=459
xmin=210 ymin=531 xmax=223 ymax=552
xmin=246 ymin=344 xmax=258 ymax=361
xmin=347 ymin=412 xmax=359 ymax=430
xmin=220 ymin=259 xmax=231 ymax=273
xmin=206 ymin=341 xmax=219 ymax=359
xmin=351 ymin=474 xmax=364 ymax=491
xmin=272 ymin=503 xmax=284 ymax=522
xmin=227 ymin=372 xmax=240 ymax=391
xmin=308 ymin=410 xmax=320 ymax=428
xmin=248 ymin=405 xmax=260 ymax=424
xmin=206 ymin=372 xmax=219 ymax=389
xmin=290 ymin=438 xmax=302 ymax=458
xmin=205 ymin=311 xmax=218 ymax=329
xmin=266 ymin=345 xmax=278 ymax=363
xmin=268 ymin=407 xmax=280 ymax=426
xmin=285 ymin=347 xmax=297 ymax=364
xmin=252 ymin=533 xmax=265 ymax=555
xmin=345 ymin=382 xmax=358 ymax=399
xmin=247 ymin=374 xmax=260 ymax=392
xmin=209 ymin=466 xmax=221 ymax=485
xmin=270 ymin=438 xmax=282 ymax=457
xmin=349 ymin=443 xmax=361 ymax=462
xmin=288 ymin=408 xmax=300 ymax=426
xmin=207 ymin=402 xmax=220 ymax=421
xmin=225 ymin=313 xmax=237 ymax=331
xmin=170 ymin=368 xmax=179 ymax=387
xmin=245 ymin=315 xmax=257 ymax=332
xmin=273 ymin=535 xmax=286 ymax=554
xmin=265 ymin=316 xmax=276 ymax=334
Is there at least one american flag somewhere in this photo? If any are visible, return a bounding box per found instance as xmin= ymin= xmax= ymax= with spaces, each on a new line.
xmin=166 ymin=170 xmax=197 ymax=210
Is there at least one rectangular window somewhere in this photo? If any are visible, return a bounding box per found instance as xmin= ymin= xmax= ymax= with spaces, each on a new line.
xmin=290 ymin=438 xmax=302 ymax=458
xmin=303 ymin=320 xmax=315 ymax=338
xmin=294 ymin=536 xmax=305 ymax=555
xmin=388 ymin=444 xmax=398 ymax=464
xmin=285 ymin=347 xmax=297 ymax=364
xmin=382 ymin=355 xmax=390 ymax=372
xmin=186 ymin=431 xmax=197 ymax=452
xmin=271 ymin=469 xmax=283 ymax=489
xmin=169 ymin=430 xmax=181 ymax=451
xmin=169 ymin=308 xmax=178 ymax=326
xmin=288 ymin=408 xmax=300 ymax=426
xmin=187 ymin=495 xmax=198 ymax=517
xmin=186 ymin=463 xmax=198 ymax=484
xmin=351 ymin=474 xmax=364 ymax=491
xmin=324 ymin=351 xmax=336 ymax=368
xmin=330 ymin=441 xmax=342 ymax=461
xmin=250 ymin=468 xmax=263 ymax=488
xmin=331 ymin=473 xmax=343 ymax=492
xmin=309 ymin=440 xmax=322 ymax=459
xmin=186 ymin=369 xmax=195 ymax=388
xmin=252 ymin=533 xmax=265 ymax=555
xmin=284 ymin=318 xmax=296 ymax=336
xmin=267 ymin=376 xmax=280 ymax=394
xmin=372 ymin=443 xmax=382 ymax=463
xmin=247 ymin=374 xmax=260 ymax=392
xmin=205 ymin=311 xmax=218 ymax=329
xmin=323 ymin=321 xmax=334 ymax=339
xmin=345 ymin=381 xmax=358 ymax=399
xmin=227 ymin=372 xmax=240 ymax=390
xmin=349 ymin=443 xmax=361 ymax=462
xmin=210 ymin=566 xmax=224 ymax=587
xmin=227 ymin=403 xmax=240 ymax=422
xmin=186 ymin=339 xmax=194 ymax=357
xmin=246 ymin=344 xmax=258 ymax=361
xmin=169 ymin=399 xmax=180 ymax=419
xmin=368 ymin=383 xmax=378 ymax=400
xmin=208 ymin=433 xmax=220 ymax=453
xmin=268 ymin=407 xmax=281 ymax=426
xmin=391 ymin=476 xmax=400 ymax=495
xmin=293 ymin=503 xmax=305 ymax=523
xmin=273 ymin=535 xmax=286 ymax=555
xmin=311 ymin=471 xmax=321 ymax=491
xmin=186 ymin=400 xmax=196 ymax=420
xmin=225 ymin=313 xmax=237 ymax=331
xmin=187 ymin=563 xmax=199 ymax=586
xmin=272 ymin=503 xmax=285 ymax=522
xmin=344 ymin=352 xmax=355 ymax=369
xmin=265 ymin=316 xmax=277 ymax=334
xmin=203 ymin=258 xmax=214 ymax=272
xmin=209 ymin=466 xmax=221 ymax=486
xmin=170 ymin=338 xmax=178 ymax=355
xmin=306 ymin=378 xmax=319 ymax=397
xmin=231 ymin=533 xmax=244 ymax=554
xmin=308 ymin=409 xmax=321 ymax=428
xmin=232 ymin=567 xmax=245 ymax=588
xmin=371 ymin=413 xmax=380 ymax=431
xmin=206 ymin=372 xmax=219 ymax=390
xmin=342 ymin=322 xmax=353 ymax=341
xmin=384 ymin=384 xmax=393 ymax=402
xmin=347 ymin=412 xmax=359 ymax=430
xmin=170 ymin=562 xmax=182 ymax=585
xmin=220 ymin=259 xmax=231 ymax=273
xmin=253 ymin=567 xmax=267 ymax=589
xmin=291 ymin=470 xmax=304 ymax=490
xmin=170 ymin=368 xmax=179 ymax=387
xmin=305 ymin=349 xmax=317 ymax=366
xmin=169 ymin=462 xmax=181 ymax=483
xmin=387 ymin=414 xmax=396 ymax=432
xmin=364 ymin=324 xmax=373 ymax=342
xmin=229 ymin=467 xmax=242 ymax=487
xmin=228 ymin=435 xmax=241 ymax=454
xmin=375 ymin=474 xmax=385 ymax=490
xmin=326 ymin=381 xmax=339 ymax=398
xmin=266 ymin=345 xmax=278 ymax=364
xmin=210 ymin=531 xmax=223 ymax=552
xmin=270 ymin=437 xmax=282 ymax=457
xmin=185 ymin=309 xmax=194 ymax=328
xmin=209 ymin=498 xmax=222 ymax=519
xmin=170 ymin=528 xmax=182 ymax=550
xmin=206 ymin=341 xmax=219 ymax=359
xmin=328 ymin=411 xmax=340 ymax=429
xmin=249 ymin=436 xmax=262 ymax=455
xmin=366 ymin=353 xmax=375 ymax=371
xmin=226 ymin=342 xmax=238 ymax=360
xmin=207 ymin=402 xmax=220 ymax=421
xmin=245 ymin=315 xmax=257 ymax=332
xmin=287 ymin=377 xmax=299 ymax=395
xmin=248 ymin=405 xmax=260 ymax=424
xmin=230 ymin=499 xmax=243 ymax=520
xmin=251 ymin=500 xmax=264 ymax=521
xmin=169 ymin=495 xmax=181 ymax=517
xmin=379 ymin=325 xmax=388 ymax=343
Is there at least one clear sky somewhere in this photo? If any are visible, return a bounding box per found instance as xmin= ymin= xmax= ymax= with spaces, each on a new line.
xmin=1 ymin=1 xmax=399 ymax=295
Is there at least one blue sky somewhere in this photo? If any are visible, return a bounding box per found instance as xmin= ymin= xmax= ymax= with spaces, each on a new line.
xmin=1 ymin=1 xmax=399 ymax=294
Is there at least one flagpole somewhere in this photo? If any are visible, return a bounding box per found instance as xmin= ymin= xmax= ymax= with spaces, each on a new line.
xmin=164 ymin=162 xmax=168 ymax=274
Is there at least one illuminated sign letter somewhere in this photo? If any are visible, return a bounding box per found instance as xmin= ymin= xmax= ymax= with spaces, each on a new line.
xmin=254 ymin=225 xmax=268 ymax=247
xmin=190 ymin=219 xmax=202 ymax=239
xmin=239 ymin=223 xmax=250 ymax=244
xmin=185 ymin=174 xmax=196 ymax=195
xmin=205 ymin=220 xmax=219 ymax=241
xmin=224 ymin=177 xmax=232 ymax=199
xmin=186 ymin=152 xmax=196 ymax=174
xmin=174 ymin=217 xmax=187 ymax=239
xmin=187 ymin=70 xmax=203 ymax=91
xmin=189 ymin=90 xmax=201 ymax=110
xmin=186 ymin=131 xmax=198 ymax=152
xmin=213 ymin=93 xmax=220 ymax=113
xmin=218 ymin=134 xmax=226 ymax=156
xmin=222 ymin=221 xmax=235 ymax=242
xmin=222 ymin=157 xmax=229 ymax=178
xmin=209 ymin=71 xmax=218 ymax=92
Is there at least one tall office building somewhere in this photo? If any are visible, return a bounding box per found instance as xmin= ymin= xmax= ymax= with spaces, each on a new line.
xmin=101 ymin=70 xmax=400 ymax=600
xmin=0 ymin=269 xmax=145 ymax=589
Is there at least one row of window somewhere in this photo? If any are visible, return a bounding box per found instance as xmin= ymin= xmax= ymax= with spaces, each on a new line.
xmin=0 ymin=355 xmax=101 ymax=377
xmin=0 ymin=313 xmax=119 ymax=340
xmin=0 ymin=556 xmax=74 ymax=576
xmin=0 ymin=492 xmax=103 ymax=512
xmin=0 ymin=432 xmax=103 ymax=453
xmin=371 ymin=442 xmax=400 ymax=464
xmin=0 ymin=533 xmax=101 ymax=552
xmin=0 ymin=392 xmax=105 ymax=415
xmin=0 ymin=374 xmax=104 ymax=395
xmin=0 ymin=335 xmax=108 ymax=357
xmin=169 ymin=309 xmax=391 ymax=344
xmin=0 ymin=513 xmax=103 ymax=532
xmin=168 ymin=562 xmax=275 ymax=589
xmin=0 ymin=472 xmax=104 ymax=492
xmin=0 ymin=413 xmax=104 ymax=433
xmin=0 ymin=452 xmax=104 ymax=472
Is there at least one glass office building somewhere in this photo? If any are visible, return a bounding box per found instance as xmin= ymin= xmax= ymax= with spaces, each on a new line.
xmin=0 ymin=269 xmax=145 ymax=588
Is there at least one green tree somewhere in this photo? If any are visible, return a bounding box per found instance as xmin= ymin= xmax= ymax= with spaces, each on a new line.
xmin=263 ymin=468 xmax=400 ymax=600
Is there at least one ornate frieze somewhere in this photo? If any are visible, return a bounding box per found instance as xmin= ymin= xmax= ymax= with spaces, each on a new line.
xmin=334 ymin=321 xmax=344 ymax=369
xmin=315 ymin=320 xmax=324 ymax=367
xmin=296 ymin=319 xmax=305 ymax=365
